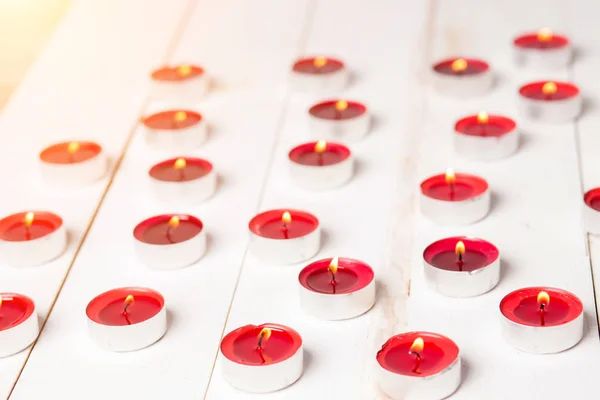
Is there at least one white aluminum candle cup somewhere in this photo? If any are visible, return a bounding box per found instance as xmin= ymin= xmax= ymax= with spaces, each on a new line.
xmin=39 ymin=141 xmax=107 ymax=186
xmin=453 ymin=114 xmax=519 ymax=161
xmin=513 ymin=32 xmax=572 ymax=70
xmin=150 ymin=65 xmax=209 ymax=103
xmin=149 ymin=158 xmax=216 ymax=205
xmin=432 ymin=58 xmax=493 ymax=98
xmin=0 ymin=294 xmax=39 ymax=358
xmin=290 ymin=57 xmax=348 ymax=92
xmin=142 ymin=110 xmax=208 ymax=152
xmin=288 ymin=142 xmax=353 ymax=191
xmin=308 ymin=100 xmax=370 ymax=142
xmin=518 ymin=81 xmax=581 ymax=123
xmin=583 ymin=188 xmax=600 ymax=234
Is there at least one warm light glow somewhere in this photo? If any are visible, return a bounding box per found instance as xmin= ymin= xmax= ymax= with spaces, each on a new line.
xmin=542 ymin=81 xmax=558 ymax=95
xmin=455 ymin=241 xmax=466 ymax=257
xmin=174 ymin=111 xmax=188 ymax=122
xmin=409 ymin=337 xmax=424 ymax=354
xmin=169 ymin=215 xmax=181 ymax=228
xmin=451 ymin=58 xmax=468 ymax=72
xmin=329 ymin=257 xmax=339 ymax=275
xmin=24 ymin=212 xmax=34 ymax=227
xmin=313 ymin=56 xmax=327 ymax=68
xmin=258 ymin=328 xmax=272 ymax=343
xmin=315 ymin=140 xmax=327 ymax=153
xmin=282 ymin=211 xmax=292 ymax=224
xmin=445 ymin=168 xmax=456 ymax=185
xmin=177 ymin=64 xmax=192 ymax=76
xmin=537 ymin=291 xmax=550 ymax=307
xmin=537 ymin=28 xmax=553 ymax=42
xmin=335 ymin=100 xmax=348 ymax=111
xmin=0 ymin=297 xmax=2 ymax=308
xmin=477 ymin=111 xmax=489 ymax=124
xmin=124 ymin=295 xmax=134 ymax=306
xmin=174 ymin=158 xmax=187 ymax=169
xmin=67 ymin=141 xmax=80 ymax=154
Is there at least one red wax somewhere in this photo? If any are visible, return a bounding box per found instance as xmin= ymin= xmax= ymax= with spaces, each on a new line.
xmin=86 ymin=287 xmax=164 ymax=326
xmin=249 ymin=209 xmax=318 ymax=240
xmin=299 ymin=258 xmax=374 ymax=294
xmin=377 ymin=331 xmax=459 ymax=377
xmin=292 ymin=57 xmax=344 ymax=75
xmin=584 ymin=188 xmax=600 ymax=212
xmin=288 ymin=142 xmax=351 ymax=167
xmin=151 ymin=65 xmax=204 ymax=81
xmin=423 ymin=236 xmax=498 ymax=272
xmin=309 ymin=100 xmax=367 ymax=121
xmin=142 ymin=110 xmax=202 ymax=130
xmin=514 ymin=33 xmax=569 ymax=50
xmin=420 ymin=173 xmax=488 ymax=202
xmin=519 ymin=81 xmax=579 ymax=101
xmin=39 ymin=141 xmax=102 ymax=164
xmin=500 ymin=287 xmax=583 ymax=327
xmin=133 ymin=214 xmax=203 ymax=245
xmin=0 ymin=293 xmax=35 ymax=331
xmin=0 ymin=211 xmax=62 ymax=242
xmin=221 ymin=323 xmax=302 ymax=366
xmin=433 ymin=58 xmax=489 ymax=76
xmin=455 ymin=115 xmax=516 ymax=138
xmin=149 ymin=157 xmax=213 ymax=182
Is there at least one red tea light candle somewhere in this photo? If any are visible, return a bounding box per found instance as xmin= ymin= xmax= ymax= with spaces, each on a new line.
xmin=432 ymin=57 xmax=493 ymax=97
xmin=0 ymin=211 xmax=66 ymax=266
xmin=423 ymin=236 xmax=500 ymax=297
xmin=298 ymin=257 xmax=375 ymax=320
xmin=133 ymin=214 xmax=206 ymax=270
xmin=149 ymin=157 xmax=216 ymax=205
xmin=513 ymin=29 xmax=571 ymax=69
xmin=518 ymin=80 xmax=581 ymax=123
xmin=142 ymin=110 xmax=207 ymax=151
xmin=453 ymin=112 xmax=519 ymax=161
xmin=500 ymin=287 xmax=584 ymax=354
xmin=248 ymin=209 xmax=320 ymax=264
xmin=582 ymin=187 xmax=600 ymax=234
xmin=39 ymin=141 xmax=107 ymax=186
xmin=290 ymin=56 xmax=348 ymax=92
xmin=288 ymin=140 xmax=353 ymax=191
xmin=86 ymin=287 xmax=166 ymax=352
xmin=377 ymin=332 xmax=461 ymax=400
xmin=150 ymin=64 xmax=209 ymax=102
xmin=220 ymin=323 xmax=303 ymax=393
xmin=420 ymin=169 xmax=490 ymax=225
xmin=0 ymin=294 xmax=38 ymax=358
xmin=308 ymin=99 xmax=370 ymax=142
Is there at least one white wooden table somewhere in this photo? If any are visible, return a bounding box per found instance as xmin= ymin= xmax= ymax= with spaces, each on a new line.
xmin=1 ymin=0 xmax=599 ymax=398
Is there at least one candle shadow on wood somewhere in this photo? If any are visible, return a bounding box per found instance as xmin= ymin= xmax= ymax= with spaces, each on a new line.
xmin=459 ymin=356 xmax=471 ymax=391
xmin=498 ymin=256 xmax=515 ymax=282
xmin=582 ymin=311 xmax=596 ymax=340
xmin=319 ymin=230 xmax=330 ymax=250
xmin=352 ymin=158 xmax=366 ymax=181
xmin=302 ymin=348 xmax=313 ymax=371
xmin=165 ymin=309 xmax=174 ymax=333
xmin=580 ymin=97 xmax=594 ymax=116
xmin=516 ymin=131 xmax=534 ymax=154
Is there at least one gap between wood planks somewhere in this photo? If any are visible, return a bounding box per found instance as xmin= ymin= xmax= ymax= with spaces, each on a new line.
xmin=6 ymin=0 xmax=201 ymax=397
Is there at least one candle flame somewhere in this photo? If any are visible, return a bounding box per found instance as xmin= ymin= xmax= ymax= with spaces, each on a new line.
xmin=169 ymin=215 xmax=181 ymax=228
xmin=542 ymin=81 xmax=558 ymax=95
xmin=335 ymin=100 xmax=348 ymax=111
xmin=174 ymin=158 xmax=187 ymax=169
xmin=477 ymin=111 xmax=489 ymax=124
xmin=409 ymin=337 xmax=424 ymax=354
xmin=451 ymin=58 xmax=468 ymax=72
xmin=258 ymin=327 xmax=272 ymax=344
xmin=24 ymin=212 xmax=35 ymax=228
xmin=67 ymin=142 xmax=80 ymax=154
xmin=329 ymin=257 xmax=339 ymax=275
xmin=315 ymin=140 xmax=327 ymax=153
xmin=124 ymin=295 xmax=134 ymax=306
xmin=177 ymin=64 xmax=192 ymax=76
xmin=313 ymin=56 xmax=327 ymax=68
xmin=445 ymin=168 xmax=456 ymax=186
xmin=537 ymin=28 xmax=553 ymax=42
xmin=174 ymin=111 xmax=188 ymax=122
xmin=0 ymin=297 xmax=2 ymax=308
xmin=455 ymin=241 xmax=466 ymax=257
xmin=282 ymin=211 xmax=292 ymax=224
xmin=537 ymin=291 xmax=550 ymax=307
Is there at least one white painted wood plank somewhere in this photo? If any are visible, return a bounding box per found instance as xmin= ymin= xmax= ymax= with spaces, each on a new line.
xmin=0 ymin=0 xmax=188 ymax=397
xmin=206 ymin=0 xmax=432 ymax=398
xmin=9 ymin=0 xmax=310 ymax=399
xmin=409 ymin=0 xmax=599 ymax=399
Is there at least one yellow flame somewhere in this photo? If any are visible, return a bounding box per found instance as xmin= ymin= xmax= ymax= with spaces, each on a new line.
xmin=124 ymin=295 xmax=134 ymax=305
xmin=177 ymin=64 xmax=192 ymax=76
xmin=335 ymin=100 xmax=348 ymax=111
xmin=24 ymin=212 xmax=35 ymax=228
xmin=174 ymin=158 xmax=187 ymax=169
xmin=169 ymin=215 xmax=181 ymax=228
xmin=258 ymin=328 xmax=272 ymax=343
xmin=0 ymin=296 xmax=2 ymax=308
xmin=315 ymin=140 xmax=327 ymax=153
xmin=313 ymin=56 xmax=327 ymax=68
xmin=282 ymin=211 xmax=292 ymax=224
xmin=537 ymin=28 xmax=553 ymax=42
xmin=542 ymin=82 xmax=557 ymax=95
xmin=410 ymin=337 xmax=424 ymax=354
xmin=174 ymin=111 xmax=188 ymax=122
xmin=329 ymin=257 xmax=339 ymax=275
xmin=455 ymin=241 xmax=466 ymax=257
xmin=67 ymin=142 xmax=80 ymax=154
xmin=537 ymin=291 xmax=550 ymax=307
xmin=477 ymin=111 xmax=489 ymax=124
xmin=445 ymin=168 xmax=456 ymax=186
xmin=451 ymin=58 xmax=468 ymax=72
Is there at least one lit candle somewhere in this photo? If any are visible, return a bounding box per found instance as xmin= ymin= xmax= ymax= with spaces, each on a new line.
xmin=513 ymin=28 xmax=571 ymax=69
xmin=583 ymin=187 xmax=600 ymax=234
xmin=248 ymin=209 xmax=320 ymax=264
xmin=133 ymin=214 xmax=207 ymax=270
xmin=39 ymin=141 xmax=107 ymax=186
xmin=288 ymin=140 xmax=353 ymax=190
xmin=290 ymin=56 xmax=348 ymax=92
xmin=150 ymin=63 xmax=209 ymax=101
xmin=86 ymin=287 xmax=166 ymax=352
xmin=220 ymin=323 xmax=303 ymax=393
xmin=308 ymin=99 xmax=370 ymax=142
xmin=500 ymin=287 xmax=583 ymax=354
xmin=142 ymin=109 xmax=207 ymax=151
xmin=518 ymin=80 xmax=581 ymax=123
xmin=0 ymin=293 xmax=38 ymax=358
xmin=453 ymin=112 xmax=519 ymax=161
xmin=149 ymin=157 xmax=216 ymax=205
xmin=298 ymin=257 xmax=375 ymax=320
xmin=432 ymin=57 xmax=493 ymax=97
